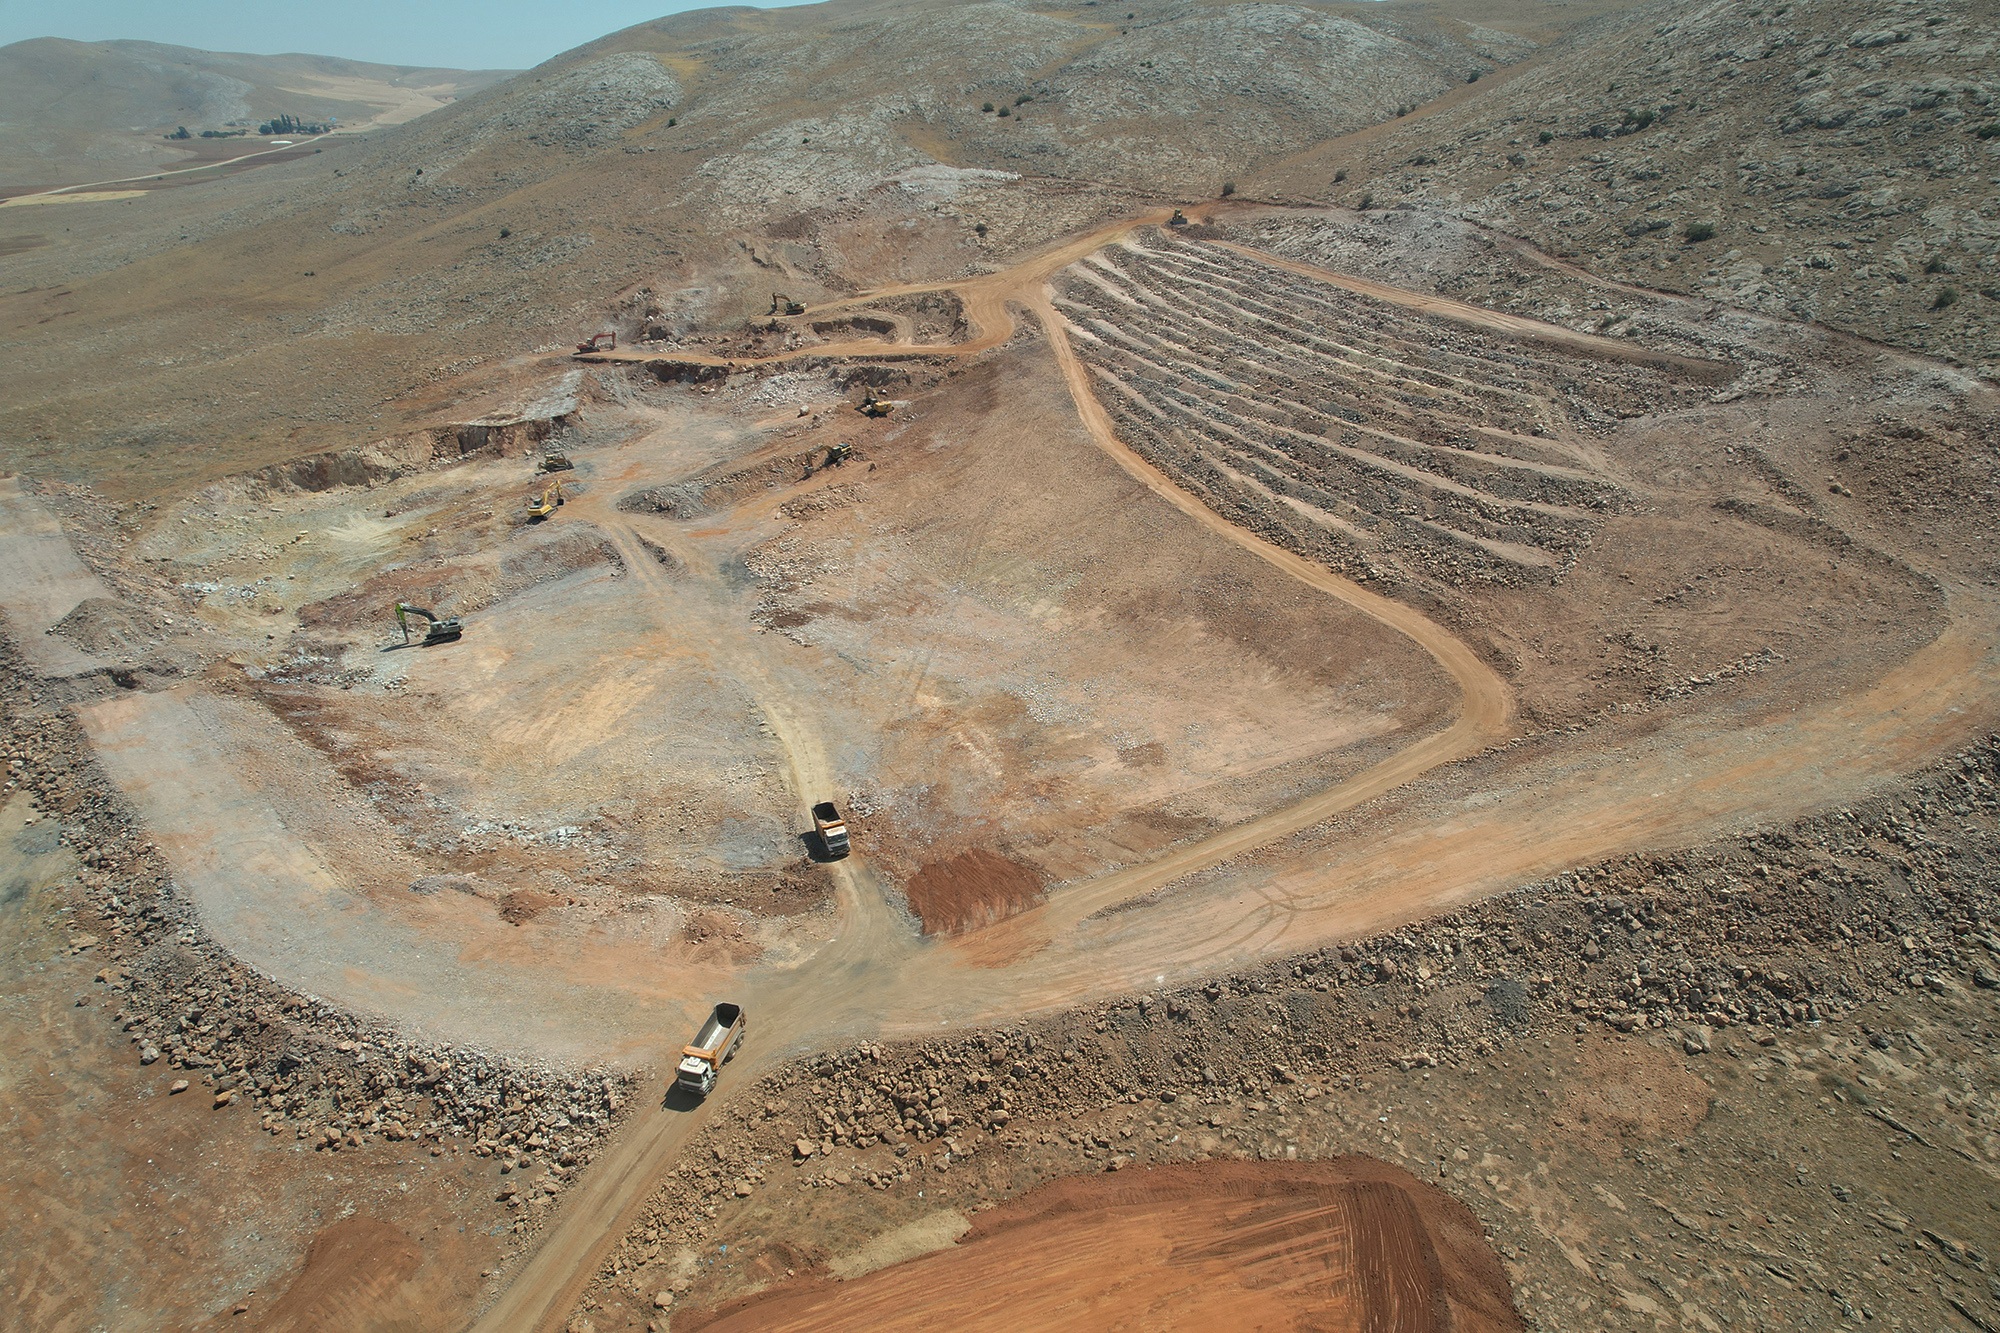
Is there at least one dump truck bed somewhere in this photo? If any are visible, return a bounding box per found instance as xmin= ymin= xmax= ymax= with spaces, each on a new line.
xmin=686 ymin=1002 xmax=742 ymax=1056
xmin=811 ymin=802 xmax=850 ymax=858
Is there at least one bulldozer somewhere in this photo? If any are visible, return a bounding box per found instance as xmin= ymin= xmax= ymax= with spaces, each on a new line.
xmin=858 ymin=392 xmax=896 ymax=418
xmin=526 ymin=478 xmax=565 ymax=521
xmin=770 ymin=292 xmax=806 ymax=316
xmin=395 ymin=603 xmax=463 ymax=645
xmin=575 ymin=332 xmax=616 ymax=354
xmin=1169 ymin=209 xmax=1189 ymax=226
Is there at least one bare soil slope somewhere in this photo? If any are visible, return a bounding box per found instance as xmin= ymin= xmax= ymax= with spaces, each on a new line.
xmin=683 ymin=1159 xmax=1521 ymax=1333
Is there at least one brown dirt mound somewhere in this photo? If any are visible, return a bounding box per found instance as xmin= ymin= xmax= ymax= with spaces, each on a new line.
xmin=682 ymin=1158 xmax=1521 ymax=1333
xmin=498 ymin=887 xmax=564 ymax=924
xmin=903 ymin=848 xmax=1045 ymax=935
xmin=254 ymin=1217 xmax=424 ymax=1332
xmin=47 ymin=597 xmax=157 ymax=655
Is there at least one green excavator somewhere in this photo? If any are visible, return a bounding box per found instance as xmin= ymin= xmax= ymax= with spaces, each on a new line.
xmin=395 ymin=603 xmax=463 ymax=645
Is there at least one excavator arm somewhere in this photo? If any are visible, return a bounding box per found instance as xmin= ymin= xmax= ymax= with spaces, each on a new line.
xmin=394 ymin=602 xmax=463 ymax=645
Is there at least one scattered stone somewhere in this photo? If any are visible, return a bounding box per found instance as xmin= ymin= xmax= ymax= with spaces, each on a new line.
xmin=169 ymin=1079 xmax=189 ymax=1094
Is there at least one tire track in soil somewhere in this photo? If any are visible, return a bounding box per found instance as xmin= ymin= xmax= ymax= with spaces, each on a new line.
xmin=474 ymin=492 xmax=925 ymax=1333
xmin=939 ymin=289 xmax=1515 ymax=967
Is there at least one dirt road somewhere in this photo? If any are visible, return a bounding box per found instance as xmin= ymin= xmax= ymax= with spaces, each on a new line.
xmin=993 ymin=288 xmax=1514 ymax=933
xmin=1208 ymin=240 xmax=1733 ymax=380
xmin=14 ymin=200 xmax=1990 ymax=1331
xmin=469 ymin=208 xmax=2000 ymax=1328
xmin=0 ymin=135 xmax=333 ymax=204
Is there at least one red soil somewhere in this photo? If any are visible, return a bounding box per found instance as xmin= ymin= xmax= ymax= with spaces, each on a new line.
xmin=682 ymin=1157 xmax=1522 ymax=1333
xmin=903 ymin=847 xmax=1047 ymax=935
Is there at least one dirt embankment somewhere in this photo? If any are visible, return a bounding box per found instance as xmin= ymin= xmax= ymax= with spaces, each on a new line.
xmin=295 ymin=527 xmax=623 ymax=633
xmin=222 ymin=412 xmax=579 ymax=499
xmin=683 ymin=1159 xmax=1521 ymax=1333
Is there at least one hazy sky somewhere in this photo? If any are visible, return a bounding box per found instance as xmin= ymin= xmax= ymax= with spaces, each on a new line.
xmin=0 ymin=0 xmax=814 ymax=70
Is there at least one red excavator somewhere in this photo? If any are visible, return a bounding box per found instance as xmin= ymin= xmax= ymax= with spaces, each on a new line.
xmin=575 ymin=332 xmax=615 ymax=354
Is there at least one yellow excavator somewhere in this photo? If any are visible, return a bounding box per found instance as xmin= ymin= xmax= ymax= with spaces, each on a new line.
xmin=770 ymin=292 xmax=806 ymax=315
xmin=395 ymin=603 xmax=463 ymax=645
xmin=858 ymin=392 xmax=895 ymax=418
xmin=527 ymin=478 xmax=565 ymax=521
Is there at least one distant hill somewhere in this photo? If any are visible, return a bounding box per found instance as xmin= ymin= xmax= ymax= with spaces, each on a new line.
xmin=0 ymin=37 xmax=514 ymax=187
xmin=0 ymin=0 xmax=1638 ymax=495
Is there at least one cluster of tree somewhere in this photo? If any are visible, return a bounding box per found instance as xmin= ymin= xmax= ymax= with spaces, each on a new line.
xmin=163 ymin=127 xmax=190 ymax=140
xmin=257 ymin=114 xmax=330 ymax=136
xmin=200 ymin=129 xmax=248 ymax=139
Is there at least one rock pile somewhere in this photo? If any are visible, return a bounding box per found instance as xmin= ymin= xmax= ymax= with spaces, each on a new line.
xmin=2 ymin=623 xmax=638 ymax=1184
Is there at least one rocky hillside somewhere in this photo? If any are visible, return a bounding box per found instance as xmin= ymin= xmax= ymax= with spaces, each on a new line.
xmin=304 ymin=0 xmax=1542 ymax=243
xmin=1253 ymin=0 xmax=2000 ymax=376
xmin=0 ymin=0 xmax=1581 ymax=495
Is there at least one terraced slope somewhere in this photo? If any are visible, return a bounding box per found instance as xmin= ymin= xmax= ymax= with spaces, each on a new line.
xmin=1052 ymin=234 xmax=1711 ymax=588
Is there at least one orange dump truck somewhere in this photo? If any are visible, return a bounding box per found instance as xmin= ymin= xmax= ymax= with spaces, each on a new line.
xmin=676 ymin=1003 xmax=746 ymax=1097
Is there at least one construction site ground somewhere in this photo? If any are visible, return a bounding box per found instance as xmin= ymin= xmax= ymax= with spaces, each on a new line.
xmin=4 ymin=201 xmax=1999 ymax=1332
